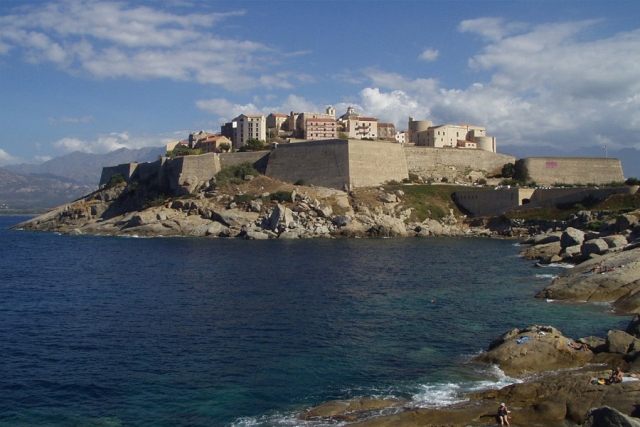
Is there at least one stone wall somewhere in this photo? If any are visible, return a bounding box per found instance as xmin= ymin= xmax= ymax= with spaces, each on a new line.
xmin=518 ymin=157 xmax=624 ymax=186
xmin=99 ymin=163 xmax=139 ymax=186
xmin=348 ymin=140 xmax=408 ymax=188
xmin=220 ymin=151 xmax=270 ymax=173
xmin=456 ymin=186 xmax=637 ymax=217
xmin=404 ymin=147 xmax=514 ymax=182
xmin=265 ymin=139 xmax=351 ymax=189
xmin=160 ymin=153 xmax=221 ymax=196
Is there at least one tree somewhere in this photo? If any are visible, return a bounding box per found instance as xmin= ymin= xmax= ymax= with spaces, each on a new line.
xmin=501 ymin=163 xmax=516 ymax=178
xmin=218 ymin=142 xmax=231 ymax=152
xmin=240 ymin=138 xmax=265 ymax=151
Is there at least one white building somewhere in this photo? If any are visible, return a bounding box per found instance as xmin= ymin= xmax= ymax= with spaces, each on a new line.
xmin=232 ymin=114 xmax=266 ymax=149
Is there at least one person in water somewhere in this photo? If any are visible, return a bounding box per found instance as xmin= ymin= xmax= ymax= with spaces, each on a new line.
xmin=497 ymin=402 xmax=510 ymax=426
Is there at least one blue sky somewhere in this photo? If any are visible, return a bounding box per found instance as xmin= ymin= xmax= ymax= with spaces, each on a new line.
xmin=1 ymin=0 xmax=639 ymax=166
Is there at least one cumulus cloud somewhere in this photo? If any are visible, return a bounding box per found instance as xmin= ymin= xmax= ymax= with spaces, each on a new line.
xmin=51 ymin=131 xmax=176 ymax=154
xmin=345 ymin=20 xmax=640 ymax=151
xmin=0 ymin=148 xmax=23 ymax=166
xmin=418 ymin=48 xmax=439 ymax=62
xmin=0 ymin=0 xmax=287 ymax=90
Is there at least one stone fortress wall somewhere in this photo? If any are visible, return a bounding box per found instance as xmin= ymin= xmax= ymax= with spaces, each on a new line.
xmin=518 ymin=157 xmax=624 ymax=186
xmin=99 ymin=142 xmax=627 ymax=214
xmin=265 ymin=140 xmax=351 ymax=189
xmin=404 ymin=146 xmax=515 ymax=182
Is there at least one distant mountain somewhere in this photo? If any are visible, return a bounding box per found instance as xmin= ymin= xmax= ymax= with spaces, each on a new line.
xmin=5 ymin=146 xmax=166 ymax=186
xmin=0 ymin=168 xmax=96 ymax=210
xmin=499 ymin=145 xmax=640 ymax=179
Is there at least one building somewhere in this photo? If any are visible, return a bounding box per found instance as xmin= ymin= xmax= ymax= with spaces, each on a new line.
xmin=266 ymin=113 xmax=289 ymax=135
xmin=394 ymin=131 xmax=407 ymax=144
xmin=294 ymin=106 xmax=336 ymax=138
xmin=195 ymin=135 xmax=232 ymax=153
xmin=232 ymin=114 xmax=266 ymax=149
xmin=377 ymin=123 xmax=396 ymax=140
xmin=408 ymin=117 xmax=497 ymax=153
xmin=408 ymin=117 xmax=432 ymax=144
xmin=345 ymin=117 xmax=378 ymax=139
xmin=304 ymin=117 xmax=337 ymax=140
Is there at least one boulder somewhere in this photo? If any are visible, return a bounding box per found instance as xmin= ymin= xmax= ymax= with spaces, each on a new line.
xmin=523 ymin=232 xmax=562 ymax=245
xmin=616 ymin=214 xmax=640 ymax=233
xmin=606 ymin=330 xmax=640 ymax=355
xmin=583 ymin=406 xmax=640 ymax=427
xmin=475 ymin=325 xmax=593 ymax=376
xmin=604 ymin=234 xmax=630 ymax=249
xmin=519 ymin=241 xmax=561 ymax=260
xmin=581 ymin=238 xmax=609 ymax=257
xmin=562 ymin=244 xmax=583 ymax=257
xmin=537 ymin=248 xmax=640 ymax=311
xmin=562 ymin=227 xmax=586 ymax=249
xmin=313 ymin=203 xmax=333 ymax=218
xmin=368 ymin=215 xmax=408 ymax=238
xmin=626 ymin=315 xmax=640 ymax=338
xmin=205 ymin=222 xmax=229 ymax=237
xmin=269 ymin=204 xmax=295 ymax=231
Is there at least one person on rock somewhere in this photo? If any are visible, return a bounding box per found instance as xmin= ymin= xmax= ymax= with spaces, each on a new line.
xmin=608 ymin=367 xmax=624 ymax=384
xmin=497 ymin=402 xmax=510 ymax=426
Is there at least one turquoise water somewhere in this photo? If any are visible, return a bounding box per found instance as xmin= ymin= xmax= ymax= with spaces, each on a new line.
xmin=0 ymin=216 xmax=628 ymax=426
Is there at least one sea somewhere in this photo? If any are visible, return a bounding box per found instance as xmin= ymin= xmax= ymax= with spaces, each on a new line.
xmin=0 ymin=215 xmax=628 ymax=427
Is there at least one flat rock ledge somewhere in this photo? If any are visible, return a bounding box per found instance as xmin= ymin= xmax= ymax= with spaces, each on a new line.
xmin=299 ymin=323 xmax=640 ymax=427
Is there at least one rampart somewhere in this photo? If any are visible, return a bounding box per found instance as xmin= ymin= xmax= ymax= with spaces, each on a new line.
xmin=404 ymin=147 xmax=514 ymax=181
xmin=265 ymin=140 xmax=351 ymax=189
xmin=347 ymin=140 xmax=408 ymax=187
xmin=99 ymin=163 xmax=139 ymax=186
xmin=518 ymin=157 xmax=624 ymax=186
xmin=456 ymin=186 xmax=637 ymax=217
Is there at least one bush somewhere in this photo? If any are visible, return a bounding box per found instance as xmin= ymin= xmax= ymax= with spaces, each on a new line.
xmin=233 ymin=194 xmax=254 ymax=205
xmin=441 ymin=177 xmax=449 ymax=183
xmin=625 ymin=177 xmax=640 ymax=185
xmin=402 ymin=178 xmax=411 ymax=183
xmin=239 ymin=138 xmax=265 ymax=152
xmin=270 ymin=191 xmax=293 ymax=203
xmin=500 ymin=178 xmax=519 ymax=186
xmin=477 ymin=178 xmax=487 ymax=185
xmin=219 ymin=142 xmax=231 ymax=152
xmin=214 ymin=162 xmax=259 ymax=187
xmin=586 ymin=221 xmax=603 ymax=231
xmin=501 ymin=163 xmax=515 ymax=178
xmin=294 ymin=179 xmax=305 ymax=186
xmin=106 ymin=173 xmax=126 ymax=189
xmin=168 ymin=146 xmax=204 ymax=157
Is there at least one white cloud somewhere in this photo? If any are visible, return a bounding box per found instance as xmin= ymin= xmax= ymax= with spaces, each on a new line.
xmin=348 ymin=20 xmax=640 ymax=151
xmin=0 ymin=148 xmax=23 ymax=166
xmin=0 ymin=0 xmax=286 ymax=90
xmin=418 ymin=48 xmax=439 ymax=62
xmin=49 ymin=116 xmax=94 ymax=125
xmin=51 ymin=131 xmax=174 ymax=155
xmin=196 ymin=94 xmax=324 ymax=123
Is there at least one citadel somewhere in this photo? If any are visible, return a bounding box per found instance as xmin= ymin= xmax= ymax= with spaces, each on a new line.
xmin=101 ymin=106 xmax=628 ymax=217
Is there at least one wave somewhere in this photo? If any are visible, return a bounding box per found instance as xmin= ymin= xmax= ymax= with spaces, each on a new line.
xmin=535 ymin=274 xmax=557 ymax=280
xmin=535 ymin=262 xmax=574 ymax=269
xmin=230 ymin=366 xmax=522 ymax=427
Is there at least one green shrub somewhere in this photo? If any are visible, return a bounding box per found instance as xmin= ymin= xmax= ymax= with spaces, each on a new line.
xmin=294 ymin=179 xmax=305 ymax=186
xmin=408 ymin=173 xmax=420 ymax=181
xmin=233 ymin=194 xmax=254 ymax=205
xmin=106 ymin=173 xmax=126 ymax=189
xmin=441 ymin=177 xmax=449 ymax=183
xmin=573 ymin=203 xmax=586 ymax=211
xmin=215 ymin=162 xmax=259 ymax=187
xmin=625 ymin=177 xmax=640 ymax=186
xmin=128 ymin=181 xmax=139 ymax=192
xmin=270 ymin=191 xmax=293 ymax=203
xmin=238 ymin=138 xmax=265 ymax=152
xmin=402 ymin=178 xmax=411 ymax=183
xmin=586 ymin=221 xmax=603 ymax=231
xmin=477 ymin=178 xmax=487 ymax=185
xmin=501 ymin=163 xmax=515 ymax=178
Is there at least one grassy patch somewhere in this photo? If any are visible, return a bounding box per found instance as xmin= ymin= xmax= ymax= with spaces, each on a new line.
xmin=381 ymin=183 xmax=481 ymax=222
xmin=504 ymin=194 xmax=640 ymax=221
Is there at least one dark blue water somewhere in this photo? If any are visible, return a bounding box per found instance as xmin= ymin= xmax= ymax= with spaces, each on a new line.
xmin=0 ymin=216 xmax=628 ymax=427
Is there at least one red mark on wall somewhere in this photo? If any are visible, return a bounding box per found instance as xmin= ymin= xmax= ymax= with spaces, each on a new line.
xmin=546 ymin=162 xmax=558 ymax=169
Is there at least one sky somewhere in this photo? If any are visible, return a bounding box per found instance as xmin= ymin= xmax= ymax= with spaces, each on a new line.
xmin=1 ymin=0 xmax=640 ymax=166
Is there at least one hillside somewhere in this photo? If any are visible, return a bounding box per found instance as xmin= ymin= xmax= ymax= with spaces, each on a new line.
xmin=4 ymin=146 xmax=165 ymax=186
xmin=0 ymin=168 xmax=95 ymax=211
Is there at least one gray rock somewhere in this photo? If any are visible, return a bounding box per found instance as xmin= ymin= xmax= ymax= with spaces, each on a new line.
xmin=332 ymin=215 xmax=352 ymax=227
xmin=519 ymin=241 xmax=561 ymax=260
xmin=562 ymin=227 xmax=586 ymax=248
xmin=205 ymin=222 xmax=229 ymax=237
xmin=244 ymin=230 xmax=269 ymax=240
xmin=562 ymin=245 xmax=582 ymax=257
xmin=249 ymin=200 xmax=262 ymax=213
xmin=616 ymin=214 xmax=640 ymax=233
xmin=583 ymin=406 xmax=640 ymax=427
xmin=628 ymin=315 xmax=640 ymax=339
xmin=582 ymin=238 xmax=609 ymax=257
xmin=269 ymin=204 xmax=295 ymax=231
xmin=604 ymin=234 xmax=630 ymax=248
xmin=607 ymin=329 xmax=640 ymax=355
xmin=313 ymin=203 xmax=333 ymax=218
